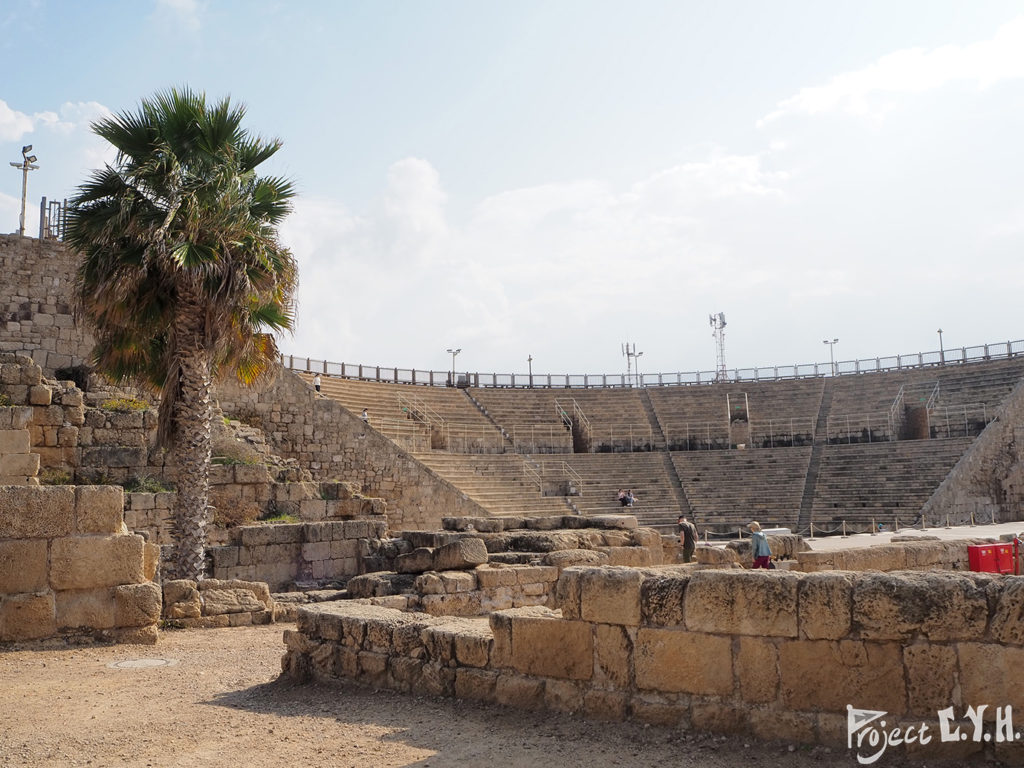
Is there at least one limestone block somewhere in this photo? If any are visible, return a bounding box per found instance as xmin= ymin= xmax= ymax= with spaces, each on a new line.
xmin=542 ymin=549 xmax=609 ymax=570
xmin=544 ymin=678 xmax=584 ymax=714
xmin=554 ymin=567 xmax=583 ymax=619
xmin=685 ymin=570 xmax=799 ymax=638
xmin=489 ymin=610 xmax=512 ymax=668
xmin=0 ymin=429 xmax=30 ymax=453
xmin=599 ymin=546 xmax=655 ymax=567
xmin=509 ymin=608 xmax=593 ymax=680
xmin=50 ymin=534 xmax=146 ymax=590
xmin=988 ymin=578 xmax=1024 ymax=645
xmin=1 ymin=452 xmax=39 ymax=477
xmin=233 ymin=463 xmax=270 ymax=484
xmin=414 ymin=572 xmax=444 ymax=595
xmin=494 ymin=672 xmax=544 ymax=708
xmin=630 ymin=694 xmax=686 ymax=727
xmin=695 ymin=545 xmax=740 ymax=565
xmin=238 ymin=523 xmax=302 ymax=547
xmin=388 ymin=655 xmax=425 ymax=692
xmin=958 ymin=643 xmax=1024 ymax=712
xmin=853 ymin=572 xmax=987 ymax=641
xmin=301 ymin=541 xmax=330 ymax=562
xmin=583 ymin=689 xmax=628 ymax=721
xmin=453 ymin=624 xmax=493 ymax=667
xmin=748 ymin=709 xmax=816 ymax=745
xmin=778 ymin=639 xmax=906 ymax=715
xmin=640 ymin=573 xmax=688 ymax=627
xmin=343 ymin=520 xmax=375 ymax=539
xmin=0 ymin=591 xmax=56 ymax=641
xmin=794 ymin=550 xmax=835 ymax=571
xmin=590 ymin=515 xmax=637 ymax=530
xmin=736 ymin=636 xmax=778 ymax=703
xmin=75 ymin=485 xmax=124 ymax=534
xmin=903 ymin=644 xmax=957 ymax=716
xmin=108 ymin=624 xmax=159 ymax=645
xmin=432 ymin=538 xmax=488 ymax=571
xmin=420 ymin=661 xmax=456 ymax=697
xmin=28 ymin=385 xmax=51 ymax=406
xmin=635 ymin=629 xmax=732 ymax=695
xmin=33 ymin=404 xmax=63 ymax=426
xmin=164 ymin=580 xmax=201 ymax=619
xmin=580 ymin=567 xmax=644 ymax=626
xmin=112 ymin=582 xmax=161 ymax=627
xmin=454 ymin=667 xmax=498 ymax=702
xmin=419 ymin=592 xmax=480 ymax=616
xmin=690 ymin=700 xmax=749 ymax=733
xmin=439 ymin=571 xmax=476 ymax=593
xmin=593 ymin=623 xmax=632 ymax=688
xmin=798 ymin=571 xmax=853 ymax=640
xmin=0 ymin=538 xmax=47 ymax=593
xmin=474 ymin=564 xmax=519 ymax=589
xmin=396 ymin=547 xmax=434 ymax=574
xmin=143 ymin=543 xmax=159 ymax=582
xmin=298 ymin=499 xmax=327 ymax=521
xmin=55 ymin=588 xmax=116 ymax=630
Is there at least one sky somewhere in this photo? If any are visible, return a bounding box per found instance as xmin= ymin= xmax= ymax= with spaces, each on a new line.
xmin=2 ymin=0 xmax=1023 ymax=379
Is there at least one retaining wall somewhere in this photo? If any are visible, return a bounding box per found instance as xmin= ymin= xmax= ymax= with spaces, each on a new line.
xmin=0 ymin=484 xmax=161 ymax=644
xmin=284 ymin=565 xmax=1024 ymax=764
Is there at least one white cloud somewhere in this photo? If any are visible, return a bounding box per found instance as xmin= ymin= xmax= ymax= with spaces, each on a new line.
xmin=0 ymin=100 xmax=35 ymax=141
xmin=155 ymin=0 xmax=202 ymax=33
xmin=760 ymin=15 xmax=1024 ymax=124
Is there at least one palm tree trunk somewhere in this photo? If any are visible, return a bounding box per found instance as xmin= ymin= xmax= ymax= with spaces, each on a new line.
xmin=170 ymin=291 xmax=213 ymax=581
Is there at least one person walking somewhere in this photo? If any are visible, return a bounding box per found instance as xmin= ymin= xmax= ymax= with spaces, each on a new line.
xmin=678 ymin=515 xmax=698 ymax=563
xmin=748 ymin=521 xmax=772 ymax=568
xmin=312 ymin=373 xmax=321 ymax=394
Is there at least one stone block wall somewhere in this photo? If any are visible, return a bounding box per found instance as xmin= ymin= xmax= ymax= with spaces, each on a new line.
xmin=0 ymin=234 xmax=94 ymax=375
xmin=795 ymin=538 xmax=973 ymax=572
xmin=208 ymin=520 xmax=390 ymax=591
xmin=284 ymin=566 xmax=1024 ymax=764
xmin=162 ymin=578 xmax=277 ymax=627
xmin=0 ymin=484 xmax=161 ymax=644
xmin=216 ymin=369 xmax=490 ymax=531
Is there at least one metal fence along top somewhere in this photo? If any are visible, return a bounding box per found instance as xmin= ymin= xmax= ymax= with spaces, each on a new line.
xmin=281 ymin=339 xmax=1024 ymax=389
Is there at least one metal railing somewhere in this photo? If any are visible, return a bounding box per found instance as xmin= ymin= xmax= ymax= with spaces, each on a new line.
xmin=749 ymin=418 xmax=816 ymax=448
xmin=39 ymin=197 xmax=67 ymax=240
xmin=281 ymin=338 xmax=1024 ymax=390
xmin=927 ymin=403 xmax=992 ymax=439
xmin=509 ymin=424 xmax=573 ymax=454
xmin=825 ymin=411 xmax=894 ymax=444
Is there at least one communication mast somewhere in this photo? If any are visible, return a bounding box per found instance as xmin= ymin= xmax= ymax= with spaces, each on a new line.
xmin=709 ymin=312 xmax=727 ymax=382
xmin=622 ymin=342 xmax=643 ymax=388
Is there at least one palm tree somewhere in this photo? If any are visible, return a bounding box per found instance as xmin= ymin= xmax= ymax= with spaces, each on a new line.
xmin=66 ymin=88 xmax=297 ymax=581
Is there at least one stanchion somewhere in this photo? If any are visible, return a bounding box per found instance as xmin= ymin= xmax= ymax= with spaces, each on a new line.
xmin=945 ymin=514 xmax=951 ymax=529
xmin=970 ymin=510 xmax=976 ymax=526
xmin=895 ymin=517 xmax=900 ymax=533
xmin=871 ymin=518 xmax=877 ymax=536
xmin=809 ymin=521 xmax=815 ymax=540
xmin=922 ymin=515 xmax=927 ymax=531
xmin=842 ymin=520 xmax=848 ymax=538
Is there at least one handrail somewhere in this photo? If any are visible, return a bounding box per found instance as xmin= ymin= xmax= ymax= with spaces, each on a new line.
xmin=281 ymin=338 xmax=1024 ymax=389
xmin=925 ymin=382 xmax=941 ymax=411
xmin=397 ymin=392 xmax=444 ymax=425
xmin=888 ymin=385 xmax=906 ymax=440
xmin=521 ymin=457 xmax=542 ymax=494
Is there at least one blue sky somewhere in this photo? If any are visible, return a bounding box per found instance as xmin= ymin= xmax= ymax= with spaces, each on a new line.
xmin=2 ymin=0 xmax=1023 ymax=377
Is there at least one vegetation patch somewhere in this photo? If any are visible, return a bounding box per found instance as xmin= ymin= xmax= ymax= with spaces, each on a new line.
xmin=213 ymin=502 xmax=261 ymax=528
xmin=38 ymin=468 xmax=73 ymax=485
xmin=123 ymin=475 xmax=173 ymax=494
xmin=260 ymin=511 xmax=299 ymax=525
xmin=0 ymin=394 xmax=11 ymax=407
xmin=100 ymin=397 xmax=149 ymax=412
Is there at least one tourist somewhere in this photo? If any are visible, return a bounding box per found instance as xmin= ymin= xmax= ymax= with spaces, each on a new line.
xmin=678 ymin=514 xmax=698 ymax=563
xmin=625 ymin=489 xmax=637 ymax=507
xmin=312 ymin=373 xmax=321 ymax=394
xmin=617 ymin=489 xmax=628 ymax=507
xmin=749 ymin=521 xmax=772 ymax=568
xmin=361 ymin=408 xmax=370 ymax=423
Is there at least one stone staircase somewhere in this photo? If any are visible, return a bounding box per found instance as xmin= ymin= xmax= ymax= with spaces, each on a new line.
xmin=796 ymin=377 xmax=834 ymax=533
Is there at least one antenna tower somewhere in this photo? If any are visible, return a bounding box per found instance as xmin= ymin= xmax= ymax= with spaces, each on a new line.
xmin=709 ymin=312 xmax=727 ymax=382
xmin=621 ymin=342 xmax=643 ymax=388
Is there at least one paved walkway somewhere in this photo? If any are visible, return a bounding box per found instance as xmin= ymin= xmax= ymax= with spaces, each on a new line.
xmin=803 ymin=521 xmax=1023 ymax=552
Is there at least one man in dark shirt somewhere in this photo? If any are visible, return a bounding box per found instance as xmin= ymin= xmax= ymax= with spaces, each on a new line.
xmin=678 ymin=515 xmax=698 ymax=563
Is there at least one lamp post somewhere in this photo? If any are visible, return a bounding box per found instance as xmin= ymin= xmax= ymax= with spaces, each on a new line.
xmin=527 ymin=355 xmax=533 ymax=388
xmin=823 ymin=338 xmax=839 ymax=376
xmin=937 ymin=328 xmax=945 ymax=365
xmin=635 ymin=350 xmax=644 ymax=387
xmin=9 ymin=145 xmax=39 ymax=237
xmin=446 ymin=347 xmax=461 ymax=386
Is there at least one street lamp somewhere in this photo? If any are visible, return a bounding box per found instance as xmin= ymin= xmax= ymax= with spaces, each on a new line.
xmin=9 ymin=145 xmax=39 ymax=237
xmin=446 ymin=347 xmax=461 ymax=386
xmin=635 ymin=350 xmax=644 ymax=387
xmin=527 ymin=355 xmax=533 ymax=388
xmin=823 ymin=338 xmax=839 ymax=376
xmin=937 ymin=328 xmax=945 ymax=365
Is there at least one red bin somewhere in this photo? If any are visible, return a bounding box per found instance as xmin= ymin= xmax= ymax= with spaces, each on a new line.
xmin=968 ymin=544 xmax=998 ymax=573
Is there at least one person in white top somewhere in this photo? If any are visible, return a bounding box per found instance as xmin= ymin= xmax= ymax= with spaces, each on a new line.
xmin=312 ymin=374 xmax=321 ymax=394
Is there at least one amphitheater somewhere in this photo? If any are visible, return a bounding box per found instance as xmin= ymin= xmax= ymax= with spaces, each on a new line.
xmin=4 ymin=231 xmax=1024 ymax=765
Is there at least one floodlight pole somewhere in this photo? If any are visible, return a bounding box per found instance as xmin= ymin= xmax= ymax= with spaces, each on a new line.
xmin=10 ymin=146 xmax=39 ymax=237
xmin=823 ymin=338 xmax=839 ymax=376
xmin=527 ymin=355 xmax=533 ymax=388
xmin=937 ymin=328 xmax=944 ymax=365
xmin=446 ymin=347 xmax=461 ymax=386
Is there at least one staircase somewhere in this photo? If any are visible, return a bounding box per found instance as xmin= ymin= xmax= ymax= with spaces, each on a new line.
xmin=462 ymin=389 xmax=515 ymax=452
xmin=639 ymin=388 xmax=668 ymax=450
xmin=796 ymin=377 xmax=834 ymax=533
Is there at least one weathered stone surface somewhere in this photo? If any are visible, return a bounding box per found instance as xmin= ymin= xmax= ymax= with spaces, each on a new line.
xmin=736 ymin=636 xmax=778 ymax=703
xmin=0 ymin=592 xmax=56 ymax=641
xmin=583 ymin=688 xmax=628 ymax=720
xmin=694 ymin=545 xmax=740 ymax=565
xmin=113 ymin=582 xmax=162 ymax=627
xmin=507 ymin=608 xmax=592 ymax=680
xmin=542 ymin=549 xmax=609 ymax=570
xmin=989 ymin=578 xmax=1024 ymax=645
xmin=0 ymin=485 xmax=74 ymax=538
xmin=635 ymin=629 xmax=732 ymax=695
xmin=554 ymin=567 xmax=583 ymax=619
xmin=432 ymin=538 xmax=489 ymax=571
xmin=958 ymin=643 xmax=1024 ymax=712
xmin=0 ymin=538 xmax=47 ymax=593
xmin=454 ymin=667 xmax=498 ymax=702
xmin=593 ymin=623 xmax=632 ymax=688
xmin=853 ymin=571 xmax=987 ymax=641
xmin=685 ymin=569 xmax=798 ymax=637
xmin=798 ymin=571 xmax=853 ymax=640
xmin=904 ymin=644 xmax=957 ymax=716
xmin=201 ymin=588 xmax=264 ymax=615
xmin=599 ymin=546 xmax=655 ymax=567
xmin=494 ymin=672 xmax=544 ymax=708
xmin=639 ymin=573 xmax=688 ymax=627
xmin=346 ymin=572 xmax=415 ymax=598
xmin=55 ymin=588 xmax=116 ymax=630
xmin=779 ymin=639 xmax=906 ymax=715
xmin=580 ymin=567 xmax=644 ymax=626
xmin=395 ymin=547 xmax=435 ymax=574
xmin=75 ymin=485 xmax=124 ymax=534
xmin=50 ymin=534 xmax=146 ymax=590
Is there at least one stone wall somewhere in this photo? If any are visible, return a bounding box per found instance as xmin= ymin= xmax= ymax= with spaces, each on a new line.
xmin=923 ymin=377 xmax=1024 ymax=524
xmin=207 ymin=520 xmax=390 ymax=591
xmin=216 ymin=369 xmax=489 ymax=531
xmin=0 ymin=234 xmax=93 ymax=375
xmin=162 ymin=578 xmax=278 ymax=627
xmin=284 ymin=565 xmax=1024 ymax=764
xmin=795 ymin=537 xmax=975 ymax=572
xmin=0 ymin=484 xmax=161 ymax=644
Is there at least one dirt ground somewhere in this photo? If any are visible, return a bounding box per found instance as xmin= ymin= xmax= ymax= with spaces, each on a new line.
xmin=0 ymin=623 xmax=951 ymax=768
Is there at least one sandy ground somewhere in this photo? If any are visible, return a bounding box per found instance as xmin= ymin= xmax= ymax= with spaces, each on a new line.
xmin=0 ymin=623 xmax=897 ymax=768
